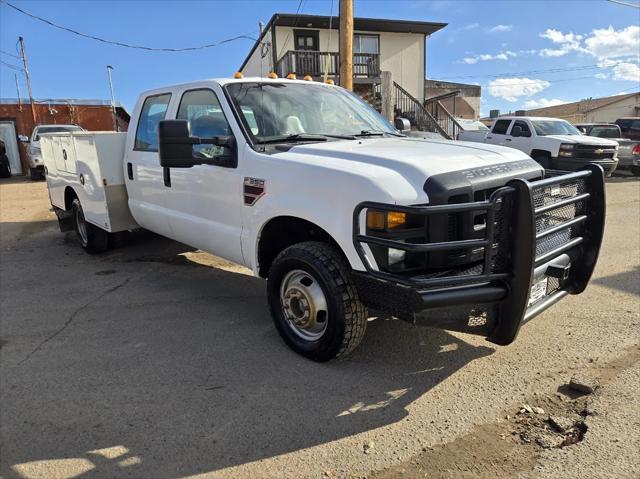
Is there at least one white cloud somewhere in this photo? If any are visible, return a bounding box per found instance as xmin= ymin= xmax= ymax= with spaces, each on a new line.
xmin=524 ymin=98 xmax=566 ymax=109
xmin=595 ymin=72 xmax=610 ymax=79
xmin=538 ymin=28 xmax=584 ymax=57
xmin=488 ymin=24 xmax=512 ymax=33
xmin=463 ymin=50 xmax=516 ymax=64
xmin=584 ymin=25 xmax=640 ymax=60
xmin=488 ymin=78 xmax=551 ymax=102
xmin=461 ymin=23 xmax=479 ymax=30
xmin=612 ymin=62 xmax=640 ymax=82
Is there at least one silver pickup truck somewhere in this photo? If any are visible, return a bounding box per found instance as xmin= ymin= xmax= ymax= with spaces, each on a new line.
xmin=576 ymin=123 xmax=640 ymax=176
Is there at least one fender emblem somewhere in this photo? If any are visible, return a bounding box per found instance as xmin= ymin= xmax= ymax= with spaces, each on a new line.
xmin=244 ymin=177 xmax=265 ymax=206
xmin=594 ymin=149 xmax=604 ymax=155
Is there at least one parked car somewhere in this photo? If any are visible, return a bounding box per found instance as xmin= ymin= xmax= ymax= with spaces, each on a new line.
xmin=576 ymin=122 xmax=640 ymax=176
xmin=39 ymin=77 xmax=606 ymax=361
xmin=459 ymin=116 xmax=619 ymax=176
xmin=615 ymin=117 xmax=640 ymax=141
xmin=0 ymin=139 xmax=11 ymax=178
xmin=28 ymin=124 xmax=84 ymax=180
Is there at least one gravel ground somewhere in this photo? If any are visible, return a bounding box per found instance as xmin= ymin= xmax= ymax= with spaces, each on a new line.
xmin=0 ymin=173 xmax=638 ymax=479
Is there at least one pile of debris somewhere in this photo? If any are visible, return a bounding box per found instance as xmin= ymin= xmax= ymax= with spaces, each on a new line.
xmin=509 ymin=374 xmax=599 ymax=449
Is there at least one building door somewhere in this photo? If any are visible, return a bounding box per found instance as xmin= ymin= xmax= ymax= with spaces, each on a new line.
xmin=0 ymin=121 xmax=22 ymax=174
xmin=293 ymin=30 xmax=319 ymax=76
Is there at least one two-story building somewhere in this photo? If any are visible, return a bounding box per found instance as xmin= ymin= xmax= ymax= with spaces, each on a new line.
xmin=239 ymin=13 xmax=446 ymax=108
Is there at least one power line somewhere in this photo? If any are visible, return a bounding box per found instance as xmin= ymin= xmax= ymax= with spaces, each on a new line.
xmin=607 ymin=0 xmax=640 ymax=8
xmin=277 ymin=0 xmax=307 ymax=59
xmin=0 ymin=49 xmax=21 ymax=59
xmin=437 ymin=64 xmax=602 ymax=81
xmin=1 ymin=1 xmax=259 ymax=52
xmin=0 ymin=59 xmax=23 ymax=72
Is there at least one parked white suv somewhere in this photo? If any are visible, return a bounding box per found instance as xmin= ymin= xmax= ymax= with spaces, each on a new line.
xmin=28 ymin=124 xmax=83 ymax=179
xmin=459 ymin=116 xmax=619 ymax=176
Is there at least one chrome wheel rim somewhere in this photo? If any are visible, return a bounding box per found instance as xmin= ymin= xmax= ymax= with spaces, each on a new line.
xmin=280 ymin=269 xmax=328 ymax=341
xmin=75 ymin=206 xmax=88 ymax=244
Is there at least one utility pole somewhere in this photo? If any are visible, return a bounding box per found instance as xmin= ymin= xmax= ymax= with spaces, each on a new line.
xmin=106 ymin=65 xmax=118 ymax=132
xmin=15 ymin=73 xmax=22 ymax=111
xmin=339 ymin=0 xmax=353 ymax=91
xmin=18 ymin=36 xmax=37 ymax=124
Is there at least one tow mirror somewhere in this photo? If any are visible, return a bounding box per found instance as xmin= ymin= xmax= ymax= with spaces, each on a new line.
xmin=395 ymin=117 xmax=411 ymax=134
xmin=579 ymin=127 xmax=587 ymax=135
xmin=511 ymin=125 xmax=522 ymax=137
xmin=158 ymin=120 xmax=236 ymax=168
xmin=18 ymin=135 xmax=29 ymax=142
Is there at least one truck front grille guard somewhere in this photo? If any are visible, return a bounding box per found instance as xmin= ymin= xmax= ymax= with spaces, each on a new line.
xmin=352 ymin=165 xmax=605 ymax=345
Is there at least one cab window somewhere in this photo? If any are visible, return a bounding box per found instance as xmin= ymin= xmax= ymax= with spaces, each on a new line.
xmin=134 ymin=93 xmax=171 ymax=151
xmin=177 ymin=89 xmax=233 ymax=160
xmin=492 ymin=119 xmax=511 ymax=135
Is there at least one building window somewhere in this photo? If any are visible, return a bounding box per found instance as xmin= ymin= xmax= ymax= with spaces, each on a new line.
xmin=354 ymin=34 xmax=379 ymax=54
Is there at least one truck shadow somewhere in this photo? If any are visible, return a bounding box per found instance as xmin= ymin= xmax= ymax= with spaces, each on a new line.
xmin=3 ymin=233 xmax=496 ymax=479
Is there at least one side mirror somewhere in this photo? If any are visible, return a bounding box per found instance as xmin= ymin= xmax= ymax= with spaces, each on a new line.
xmin=18 ymin=135 xmax=29 ymax=142
xmin=394 ymin=117 xmax=411 ymax=133
xmin=511 ymin=125 xmax=522 ymax=137
xmin=579 ymin=127 xmax=587 ymax=135
xmin=158 ymin=120 xmax=236 ymax=168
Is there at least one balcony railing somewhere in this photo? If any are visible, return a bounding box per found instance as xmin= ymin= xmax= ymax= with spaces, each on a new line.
xmin=276 ymin=50 xmax=380 ymax=79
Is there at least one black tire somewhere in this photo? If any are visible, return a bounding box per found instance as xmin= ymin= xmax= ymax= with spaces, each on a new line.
xmin=0 ymin=156 xmax=11 ymax=178
xmin=29 ymin=167 xmax=41 ymax=181
xmin=631 ymin=166 xmax=640 ymax=177
xmin=532 ymin=153 xmax=552 ymax=170
xmin=71 ymin=198 xmax=109 ymax=254
xmin=267 ymin=241 xmax=367 ymax=361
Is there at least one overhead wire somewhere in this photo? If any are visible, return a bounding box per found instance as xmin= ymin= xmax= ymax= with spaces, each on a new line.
xmin=1 ymin=0 xmax=260 ymax=52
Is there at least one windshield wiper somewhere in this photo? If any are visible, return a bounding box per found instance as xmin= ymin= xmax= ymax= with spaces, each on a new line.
xmin=256 ymin=133 xmax=355 ymax=144
xmin=355 ymin=130 xmax=405 ymax=138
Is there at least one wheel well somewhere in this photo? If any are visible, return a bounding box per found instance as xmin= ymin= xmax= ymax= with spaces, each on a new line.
xmin=64 ymin=186 xmax=78 ymax=211
xmin=257 ymin=216 xmax=346 ymax=278
xmin=531 ymin=149 xmax=551 ymax=159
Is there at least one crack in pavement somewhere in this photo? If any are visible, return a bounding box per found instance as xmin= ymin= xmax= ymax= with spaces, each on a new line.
xmin=15 ymin=278 xmax=131 ymax=367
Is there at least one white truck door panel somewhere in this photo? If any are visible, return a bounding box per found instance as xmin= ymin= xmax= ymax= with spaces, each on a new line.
xmin=507 ymin=119 xmax=534 ymax=155
xmin=124 ymin=92 xmax=174 ymax=238
xmin=486 ymin=119 xmax=513 ymax=146
xmin=161 ymin=87 xmax=244 ymax=265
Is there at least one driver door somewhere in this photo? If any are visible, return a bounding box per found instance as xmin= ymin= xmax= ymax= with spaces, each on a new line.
xmin=162 ymin=86 xmax=244 ymax=265
xmin=508 ymin=119 xmax=534 ymax=155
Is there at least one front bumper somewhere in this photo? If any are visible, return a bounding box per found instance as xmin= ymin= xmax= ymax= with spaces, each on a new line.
xmin=352 ymin=166 xmax=605 ymax=345
xmin=552 ymin=157 xmax=617 ymax=176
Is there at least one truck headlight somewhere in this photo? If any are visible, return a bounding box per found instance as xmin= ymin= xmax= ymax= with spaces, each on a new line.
xmin=367 ymin=210 xmax=407 ymax=230
xmin=559 ymin=144 xmax=574 ymax=157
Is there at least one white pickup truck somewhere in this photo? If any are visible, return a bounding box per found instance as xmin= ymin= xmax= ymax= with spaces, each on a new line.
xmin=41 ymin=77 xmax=606 ymax=361
xmin=459 ymin=116 xmax=619 ymax=176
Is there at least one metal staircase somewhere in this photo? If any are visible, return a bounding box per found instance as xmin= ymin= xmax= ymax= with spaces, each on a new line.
xmin=374 ymin=82 xmax=451 ymax=139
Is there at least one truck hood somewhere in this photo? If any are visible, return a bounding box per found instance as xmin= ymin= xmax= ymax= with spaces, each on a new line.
xmin=276 ymin=137 xmax=537 ymax=178
xmin=272 ymin=137 xmax=542 ymax=204
xmin=544 ymin=135 xmax=619 ymax=146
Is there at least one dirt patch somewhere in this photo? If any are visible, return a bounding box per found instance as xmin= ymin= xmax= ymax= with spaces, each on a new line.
xmin=368 ymin=345 xmax=640 ymax=479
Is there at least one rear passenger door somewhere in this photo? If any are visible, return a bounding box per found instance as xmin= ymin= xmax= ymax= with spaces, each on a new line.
xmin=124 ymin=92 xmax=174 ymax=238
xmin=487 ymin=119 xmax=512 ymax=146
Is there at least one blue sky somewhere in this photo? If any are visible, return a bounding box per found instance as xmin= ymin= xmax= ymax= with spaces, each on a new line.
xmin=1 ymin=0 xmax=638 ymax=115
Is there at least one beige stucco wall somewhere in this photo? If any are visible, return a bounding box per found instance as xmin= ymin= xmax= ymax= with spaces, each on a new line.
xmin=242 ymin=27 xmax=274 ymax=77
xmin=248 ymin=26 xmax=426 ymax=102
xmin=585 ymin=94 xmax=640 ymax=123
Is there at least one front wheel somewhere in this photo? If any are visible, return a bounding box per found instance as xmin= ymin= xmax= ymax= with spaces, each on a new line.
xmin=532 ymin=153 xmax=552 ymax=170
xmin=267 ymin=242 xmax=367 ymax=361
xmin=71 ymin=198 xmax=109 ymax=254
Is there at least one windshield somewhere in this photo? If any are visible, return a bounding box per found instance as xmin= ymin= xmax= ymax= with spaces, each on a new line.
xmin=530 ymin=120 xmax=581 ymax=136
xmin=225 ymin=82 xmax=397 ymax=143
xmin=587 ymin=126 xmax=621 ymax=139
xmin=34 ymin=125 xmax=82 ymax=141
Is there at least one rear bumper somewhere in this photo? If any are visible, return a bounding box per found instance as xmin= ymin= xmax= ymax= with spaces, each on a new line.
xmin=352 ymin=166 xmax=606 ymax=345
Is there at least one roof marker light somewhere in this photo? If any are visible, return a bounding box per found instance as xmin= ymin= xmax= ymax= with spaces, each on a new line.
xmin=303 ymin=75 xmax=313 ymax=81
xmin=234 ymin=72 xmax=244 ymax=79
xmin=267 ymin=72 xmax=278 ymax=79
xmin=325 ymin=79 xmax=335 ymax=85
xmin=286 ymin=73 xmax=297 ymax=80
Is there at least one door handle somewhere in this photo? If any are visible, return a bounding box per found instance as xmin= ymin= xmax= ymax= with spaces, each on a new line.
xmin=506 ymin=138 xmax=512 ymax=141
xmin=163 ymin=167 xmax=171 ymax=187
xmin=127 ymin=162 xmax=133 ymax=180
xmin=486 ymin=136 xmax=493 ymax=139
